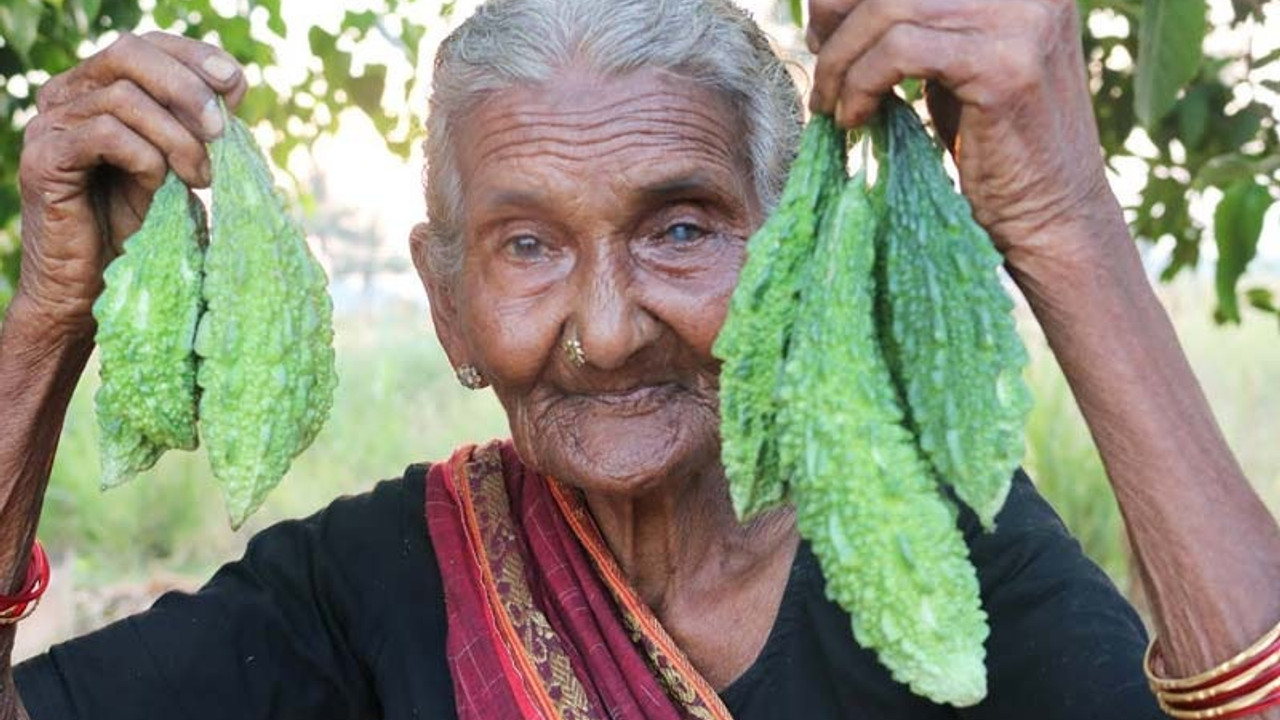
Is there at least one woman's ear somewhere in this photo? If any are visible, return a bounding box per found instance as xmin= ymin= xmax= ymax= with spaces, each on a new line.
xmin=409 ymin=222 xmax=468 ymax=369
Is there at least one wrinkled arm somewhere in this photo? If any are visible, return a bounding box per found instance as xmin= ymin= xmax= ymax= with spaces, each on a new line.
xmin=0 ymin=298 xmax=95 ymax=720
xmin=1007 ymin=196 xmax=1280 ymax=686
xmin=804 ymin=0 xmax=1280 ymax=695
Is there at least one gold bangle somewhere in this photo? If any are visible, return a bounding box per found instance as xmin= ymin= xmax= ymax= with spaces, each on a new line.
xmin=1146 ymin=620 xmax=1280 ymax=692
xmin=1161 ymin=651 xmax=1280 ymax=704
xmin=1157 ymin=673 xmax=1280 ymax=719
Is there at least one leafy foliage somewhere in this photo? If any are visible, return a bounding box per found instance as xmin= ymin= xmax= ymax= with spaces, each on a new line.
xmin=1 ymin=1 xmax=1278 ymax=326
xmin=0 ymin=0 xmax=446 ymax=316
xmin=1214 ymin=180 xmax=1273 ymax=323
xmin=1081 ymin=0 xmax=1279 ymax=326
xmin=1133 ymin=0 xmax=1206 ymax=128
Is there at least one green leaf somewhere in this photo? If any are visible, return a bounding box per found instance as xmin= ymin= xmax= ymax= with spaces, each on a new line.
xmin=789 ymin=0 xmax=803 ymax=28
xmin=152 ymin=1 xmax=177 ymax=28
xmin=341 ymin=9 xmax=378 ymax=36
xmin=1213 ymin=180 xmax=1272 ymax=323
xmin=1176 ymin=84 xmax=1210 ymax=150
xmin=1134 ymin=0 xmax=1206 ymax=128
xmin=252 ymin=0 xmax=285 ymax=36
xmin=1245 ymin=287 xmax=1277 ymax=314
xmin=348 ymin=64 xmax=386 ymax=116
xmin=308 ymin=25 xmax=336 ymax=57
xmin=67 ymin=0 xmax=103 ymax=35
xmin=1194 ymin=153 xmax=1280 ymax=190
xmin=0 ymin=0 xmax=46 ymax=62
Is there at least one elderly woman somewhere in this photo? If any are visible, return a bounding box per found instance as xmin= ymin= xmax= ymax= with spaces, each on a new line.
xmin=2 ymin=0 xmax=1278 ymax=718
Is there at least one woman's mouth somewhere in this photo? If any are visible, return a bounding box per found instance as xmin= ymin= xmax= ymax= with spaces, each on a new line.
xmin=575 ymin=383 xmax=680 ymax=414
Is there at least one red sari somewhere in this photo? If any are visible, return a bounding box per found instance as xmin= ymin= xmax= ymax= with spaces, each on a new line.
xmin=424 ymin=440 xmax=736 ymax=720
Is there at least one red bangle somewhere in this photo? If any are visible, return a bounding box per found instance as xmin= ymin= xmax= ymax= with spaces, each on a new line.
xmin=1218 ymin=690 xmax=1280 ymax=720
xmin=0 ymin=540 xmax=50 ymax=625
xmin=1148 ymin=619 xmax=1280 ymax=719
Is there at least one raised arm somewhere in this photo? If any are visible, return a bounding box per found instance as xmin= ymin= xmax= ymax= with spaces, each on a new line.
xmin=0 ymin=33 xmax=245 ymax=718
xmin=806 ymin=0 xmax=1280 ymax=706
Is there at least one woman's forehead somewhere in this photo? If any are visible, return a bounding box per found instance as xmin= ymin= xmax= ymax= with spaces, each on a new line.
xmin=453 ymin=68 xmax=752 ymax=207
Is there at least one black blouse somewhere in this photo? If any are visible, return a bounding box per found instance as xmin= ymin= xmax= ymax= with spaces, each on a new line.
xmin=15 ymin=465 xmax=1164 ymax=719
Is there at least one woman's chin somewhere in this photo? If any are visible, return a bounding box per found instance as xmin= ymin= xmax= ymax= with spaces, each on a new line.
xmin=515 ymin=391 xmax=720 ymax=498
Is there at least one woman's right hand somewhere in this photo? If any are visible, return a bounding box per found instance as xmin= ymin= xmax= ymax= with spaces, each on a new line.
xmin=13 ymin=31 xmax=245 ymax=337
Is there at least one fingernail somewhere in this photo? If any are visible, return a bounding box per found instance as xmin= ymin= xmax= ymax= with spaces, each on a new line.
xmin=833 ymin=98 xmax=845 ymax=125
xmin=203 ymin=54 xmax=238 ymax=82
xmin=200 ymin=96 xmax=224 ymax=138
xmin=806 ymin=28 xmax=820 ymax=54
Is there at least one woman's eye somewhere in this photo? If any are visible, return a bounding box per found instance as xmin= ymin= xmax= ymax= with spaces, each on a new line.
xmin=663 ymin=222 xmax=706 ymax=246
xmin=505 ymin=235 xmax=546 ymax=260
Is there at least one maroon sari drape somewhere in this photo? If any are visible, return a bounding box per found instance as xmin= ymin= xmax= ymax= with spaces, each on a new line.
xmin=424 ymin=440 xmax=735 ymax=720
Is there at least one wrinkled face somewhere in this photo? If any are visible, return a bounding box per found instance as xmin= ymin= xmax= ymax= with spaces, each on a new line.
xmin=429 ymin=68 xmax=762 ymax=498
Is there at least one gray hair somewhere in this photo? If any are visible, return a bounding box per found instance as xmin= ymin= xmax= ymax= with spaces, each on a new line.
xmin=422 ymin=0 xmax=804 ymax=284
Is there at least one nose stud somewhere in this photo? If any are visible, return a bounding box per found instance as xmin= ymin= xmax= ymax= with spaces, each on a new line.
xmin=563 ymin=334 xmax=586 ymax=368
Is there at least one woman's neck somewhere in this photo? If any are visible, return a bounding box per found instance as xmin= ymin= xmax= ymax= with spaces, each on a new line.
xmin=581 ymin=466 xmax=795 ymax=614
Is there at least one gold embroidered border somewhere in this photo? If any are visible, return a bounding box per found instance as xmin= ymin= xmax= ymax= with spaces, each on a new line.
xmin=455 ymin=443 xmax=597 ymax=720
xmin=548 ymin=479 xmax=735 ymax=720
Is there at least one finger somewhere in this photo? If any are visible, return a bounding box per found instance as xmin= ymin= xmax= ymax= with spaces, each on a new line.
xmin=55 ymin=79 xmax=211 ymax=188
xmin=20 ymin=114 xmax=167 ymax=233
xmin=139 ymin=31 xmax=247 ymax=109
xmin=810 ymin=0 xmax=980 ymax=114
xmin=807 ymin=0 xmax=860 ymax=52
xmin=98 ymin=166 xmax=160 ymax=257
xmin=831 ymin=24 xmax=978 ymax=128
xmin=36 ymin=32 xmax=226 ymax=141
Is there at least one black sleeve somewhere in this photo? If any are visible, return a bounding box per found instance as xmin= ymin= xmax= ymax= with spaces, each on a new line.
xmin=959 ymin=470 xmax=1164 ymax=720
xmin=14 ymin=475 xmax=426 ymax=720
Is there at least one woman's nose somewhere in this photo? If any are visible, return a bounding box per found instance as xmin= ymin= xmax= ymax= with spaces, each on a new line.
xmin=573 ymin=249 xmax=659 ymax=371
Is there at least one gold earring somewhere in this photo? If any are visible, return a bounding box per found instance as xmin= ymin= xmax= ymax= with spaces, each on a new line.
xmin=563 ymin=334 xmax=586 ymax=368
xmin=455 ymin=364 xmax=485 ymax=389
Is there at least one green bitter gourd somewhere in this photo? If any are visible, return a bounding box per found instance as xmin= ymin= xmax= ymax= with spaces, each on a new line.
xmin=197 ymin=108 xmax=338 ymax=528
xmin=92 ymin=171 xmax=206 ymax=487
xmin=871 ymin=97 xmax=1033 ymax=529
xmin=713 ymin=114 xmax=845 ymax=520
xmin=781 ymin=171 xmax=988 ymax=707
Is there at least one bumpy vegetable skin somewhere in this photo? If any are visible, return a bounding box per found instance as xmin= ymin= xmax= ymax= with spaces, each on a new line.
xmin=781 ymin=173 xmax=988 ymax=707
xmin=872 ymin=98 xmax=1032 ymax=530
xmin=197 ymin=111 xmax=337 ymax=527
xmin=93 ymin=171 xmax=206 ymax=487
xmin=713 ymin=115 xmax=845 ymax=520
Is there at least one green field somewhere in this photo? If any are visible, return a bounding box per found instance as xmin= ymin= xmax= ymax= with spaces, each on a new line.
xmin=35 ymin=277 xmax=1280 ymax=614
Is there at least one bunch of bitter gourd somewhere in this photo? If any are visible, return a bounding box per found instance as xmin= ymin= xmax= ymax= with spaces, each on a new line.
xmin=92 ymin=103 xmax=337 ymax=528
xmin=714 ymin=96 xmax=1031 ymax=707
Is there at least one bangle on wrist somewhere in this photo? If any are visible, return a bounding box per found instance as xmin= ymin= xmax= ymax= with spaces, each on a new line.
xmin=1147 ymin=619 xmax=1280 ymax=718
xmin=0 ymin=540 xmax=50 ymax=625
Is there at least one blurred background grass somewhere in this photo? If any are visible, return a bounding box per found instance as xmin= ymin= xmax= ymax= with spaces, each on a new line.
xmin=18 ymin=274 xmax=1280 ymax=658
xmin=1019 ymin=275 xmax=1280 ymax=600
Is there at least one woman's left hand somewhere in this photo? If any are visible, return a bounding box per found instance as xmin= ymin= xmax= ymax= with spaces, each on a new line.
xmin=807 ymin=0 xmax=1118 ymax=267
